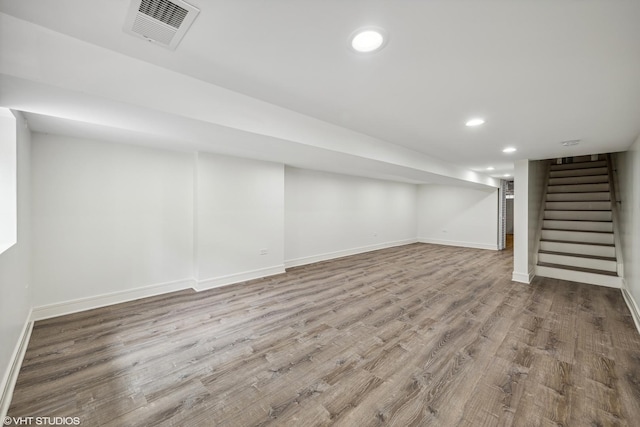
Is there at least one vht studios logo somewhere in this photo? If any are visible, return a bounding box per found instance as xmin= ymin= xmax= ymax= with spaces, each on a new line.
xmin=3 ymin=416 xmax=81 ymax=426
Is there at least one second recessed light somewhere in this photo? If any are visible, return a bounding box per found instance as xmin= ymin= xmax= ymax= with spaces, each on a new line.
xmin=465 ymin=118 xmax=485 ymax=127
xmin=502 ymin=147 xmax=517 ymax=153
xmin=350 ymin=28 xmax=387 ymax=53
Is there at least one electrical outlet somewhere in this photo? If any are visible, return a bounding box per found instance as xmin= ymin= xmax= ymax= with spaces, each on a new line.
xmin=373 ymin=232 xmax=378 ymax=237
xmin=260 ymin=248 xmax=268 ymax=255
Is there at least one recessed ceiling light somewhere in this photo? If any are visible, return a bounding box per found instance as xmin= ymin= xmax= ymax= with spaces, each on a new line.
xmin=503 ymin=174 xmax=511 ymax=177
xmin=465 ymin=118 xmax=485 ymax=127
xmin=486 ymin=167 xmax=495 ymax=171
xmin=502 ymin=147 xmax=517 ymax=153
xmin=350 ymin=28 xmax=387 ymax=53
xmin=561 ymin=139 xmax=580 ymax=147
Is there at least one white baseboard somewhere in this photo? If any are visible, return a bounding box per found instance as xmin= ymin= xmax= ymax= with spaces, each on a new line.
xmin=1 ymin=310 xmax=33 ymax=421
xmin=621 ymin=283 xmax=640 ymax=335
xmin=284 ymin=238 xmax=418 ymax=269
xmin=512 ymin=269 xmax=535 ymax=284
xmin=195 ymin=265 xmax=286 ymax=291
xmin=31 ymin=278 xmax=196 ymax=321
xmin=418 ymin=238 xmax=498 ymax=251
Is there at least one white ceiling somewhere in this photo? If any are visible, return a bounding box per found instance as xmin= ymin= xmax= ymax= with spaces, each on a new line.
xmin=1 ymin=0 xmax=640 ymax=185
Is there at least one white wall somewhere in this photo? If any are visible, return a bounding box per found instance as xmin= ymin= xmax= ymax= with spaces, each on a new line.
xmin=512 ymin=159 xmax=547 ymax=283
xmin=616 ymin=136 xmax=640 ymax=327
xmin=512 ymin=160 xmax=529 ymax=282
xmin=29 ymin=137 xmax=505 ymax=304
xmin=195 ymin=153 xmax=285 ymax=288
xmin=31 ymin=134 xmax=194 ymax=313
xmin=417 ymin=184 xmax=498 ymax=250
xmin=285 ymin=167 xmax=417 ymax=266
xmin=0 ymin=111 xmax=31 ymax=414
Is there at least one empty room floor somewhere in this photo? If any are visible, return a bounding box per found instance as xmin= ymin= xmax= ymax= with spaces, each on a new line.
xmin=8 ymin=243 xmax=640 ymax=426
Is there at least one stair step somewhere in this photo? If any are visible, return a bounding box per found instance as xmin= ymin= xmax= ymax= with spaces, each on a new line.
xmin=538 ymin=250 xmax=616 ymax=261
xmin=544 ymin=210 xmax=612 ymax=221
xmin=548 ymin=175 xmax=609 ymax=185
xmin=546 ymin=201 xmax=611 ymax=211
xmin=549 ymin=160 xmax=607 ymax=171
xmin=549 ymin=167 xmax=609 ymax=178
xmin=535 ymin=264 xmax=622 ymax=288
xmin=537 ymin=262 xmax=617 ymax=277
xmin=546 ymin=192 xmax=610 ymax=202
xmin=542 ymin=220 xmax=613 ymax=232
xmin=538 ymin=252 xmax=617 ymax=272
xmin=540 ymin=229 xmax=614 ymax=244
xmin=547 ymin=183 xmax=610 ymax=193
xmin=540 ymin=240 xmax=616 ymax=258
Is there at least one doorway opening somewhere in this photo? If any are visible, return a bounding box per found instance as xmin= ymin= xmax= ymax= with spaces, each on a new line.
xmin=498 ymin=179 xmax=514 ymax=250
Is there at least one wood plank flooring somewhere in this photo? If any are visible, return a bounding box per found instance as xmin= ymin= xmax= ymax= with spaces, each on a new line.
xmin=8 ymin=243 xmax=640 ymax=426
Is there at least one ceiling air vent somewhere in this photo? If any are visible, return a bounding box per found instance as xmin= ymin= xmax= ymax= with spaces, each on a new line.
xmin=124 ymin=0 xmax=199 ymax=50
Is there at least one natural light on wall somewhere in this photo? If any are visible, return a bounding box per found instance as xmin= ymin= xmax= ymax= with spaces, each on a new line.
xmin=0 ymin=107 xmax=17 ymax=255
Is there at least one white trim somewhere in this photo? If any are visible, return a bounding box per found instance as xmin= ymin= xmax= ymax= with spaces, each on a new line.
xmin=417 ymin=238 xmax=498 ymax=251
xmin=193 ymin=152 xmax=200 ymax=283
xmin=621 ymin=283 xmax=640 ymax=335
xmin=31 ymin=278 xmax=195 ymax=321
xmin=1 ymin=310 xmax=33 ymax=420
xmin=195 ymin=265 xmax=286 ymax=291
xmin=284 ymin=239 xmax=418 ymax=269
xmin=512 ymin=269 xmax=535 ymax=284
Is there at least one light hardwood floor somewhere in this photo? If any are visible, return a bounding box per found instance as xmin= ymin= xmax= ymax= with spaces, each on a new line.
xmin=8 ymin=243 xmax=640 ymax=426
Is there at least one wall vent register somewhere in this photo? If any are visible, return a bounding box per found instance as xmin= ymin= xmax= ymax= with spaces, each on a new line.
xmin=123 ymin=0 xmax=200 ymax=50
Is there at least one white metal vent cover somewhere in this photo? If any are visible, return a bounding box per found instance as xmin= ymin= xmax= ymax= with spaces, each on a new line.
xmin=124 ymin=0 xmax=199 ymax=50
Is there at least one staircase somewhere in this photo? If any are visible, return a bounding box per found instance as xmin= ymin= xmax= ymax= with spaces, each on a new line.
xmin=535 ymin=155 xmax=623 ymax=288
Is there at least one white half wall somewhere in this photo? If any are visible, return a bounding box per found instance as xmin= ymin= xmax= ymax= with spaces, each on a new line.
xmin=528 ymin=160 xmax=547 ymax=274
xmin=0 ymin=111 xmax=32 ymax=417
xmin=195 ymin=153 xmax=285 ymax=289
xmin=284 ymin=167 xmax=417 ymax=266
xmin=512 ymin=159 xmax=546 ymax=283
xmin=417 ymin=184 xmax=498 ymax=250
xmin=616 ymin=137 xmax=640 ymax=332
xmin=31 ymin=134 xmax=195 ymax=310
